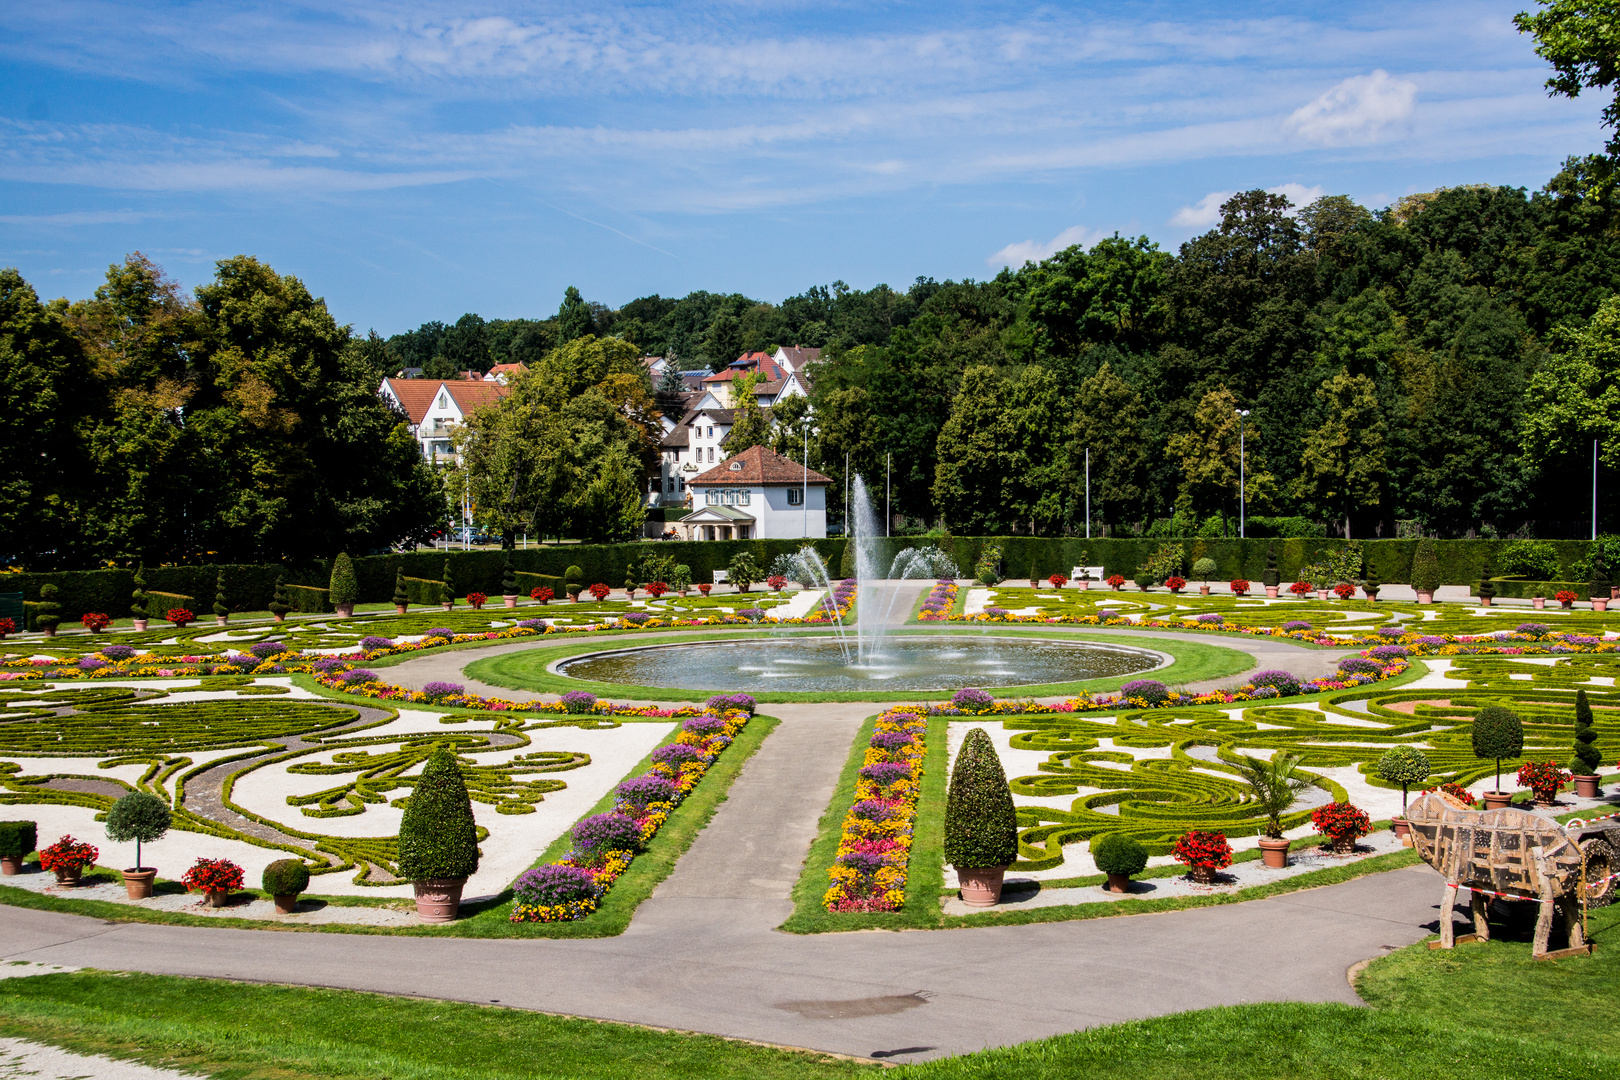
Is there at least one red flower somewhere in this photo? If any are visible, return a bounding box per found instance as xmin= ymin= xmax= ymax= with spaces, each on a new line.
xmin=766 ymin=575 xmax=788 ymax=591
xmin=1230 ymin=579 xmax=1250 ymax=593
xmin=39 ymin=835 xmax=98 ymax=872
xmin=0 ymin=617 xmax=13 ymax=635
xmin=467 ymin=591 xmax=487 ymax=609
xmin=1556 ymin=590 xmax=1578 ymax=603
xmin=698 ymin=584 xmax=712 ymax=595
xmin=1165 ymin=576 xmax=1186 ymax=590
xmin=1333 ymin=582 xmax=1356 ymax=599
xmin=588 ymin=583 xmax=612 ymax=601
xmin=181 ymin=857 xmax=245 ymax=893
xmin=646 ymin=582 xmax=668 ymax=598
xmin=1106 ymin=574 xmax=1126 ymax=587
xmin=81 ymin=612 xmax=111 ymax=632
xmin=1171 ymin=829 xmax=1233 ymax=870
xmin=530 ymin=586 xmax=553 ymax=604
xmin=1516 ymin=760 xmax=1572 ymax=801
xmin=1048 ymin=573 xmax=1069 ymax=587
xmin=166 ymin=608 xmax=194 ymax=628
xmin=1289 ymin=580 xmax=1313 ymax=595
xmin=1421 ymin=782 xmax=1477 ymax=807
xmin=1310 ymin=801 xmax=1371 ymax=842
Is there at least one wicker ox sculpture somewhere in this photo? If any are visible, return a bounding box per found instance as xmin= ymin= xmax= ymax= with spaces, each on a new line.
xmin=1404 ymin=791 xmax=1593 ymax=959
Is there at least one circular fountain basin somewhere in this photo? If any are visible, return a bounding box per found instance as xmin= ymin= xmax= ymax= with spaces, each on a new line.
xmin=553 ymin=636 xmax=1165 ymax=693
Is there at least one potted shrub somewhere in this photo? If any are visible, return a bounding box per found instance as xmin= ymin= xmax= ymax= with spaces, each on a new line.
xmin=263 ymin=858 xmax=311 ymax=914
xmin=131 ymin=565 xmax=150 ymax=631
xmin=1377 ymin=745 xmax=1430 ymax=841
xmin=397 ymin=746 xmax=480 ymax=922
xmin=1262 ymin=544 xmax=1281 ymax=598
xmin=1027 ymin=558 xmax=1041 ymax=589
xmin=1165 ymin=576 xmax=1186 ymax=594
xmin=670 ymin=564 xmax=692 ymax=596
xmin=1477 ymin=576 xmax=1495 ymax=608
xmin=1093 ymin=832 xmax=1148 ymax=893
xmin=212 ymin=571 xmax=231 ymax=626
xmin=182 ymin=857 xmax=245 ymax=908
xmin=1230 ymin=577 xmax=1250 ymax=597
xmin=329 ymin=553 xmax=358 ymax=618
xmin=1473 ymin=705 xmax=1524 ymax=809
xmin=1193 ymin=558 xmax=1217 ymax=596
xmin=166 ymin=607 xmax=194 ymax=629
xmin=646 ymin=581 xmax=668 ymax=599
xmin=441 ymin=559 xmax=457 ymax=611
xmin=1134 ymin=571 xmax=1154 ymax=593
xmin=944 ymin=727 xmax=1019 ymax=907
xmin=531 ymin=586 xmax=554 ymax=605
xmin=393 ymin=569 xmax=410 ymax=615
xmin=1289 ymin=579 xmax=1313 ymax=598
xmin=728 ymin=552 xmax=761 ymax=594
xmin=1172 ymin=829 xmax=1232 ymax=884
xmin=1311 ymin=802 xmax=1371 ymax=855
xmin=39 ymin=835 xmax=97 ymax=886
xmin=1517 ymin=761 xmax=1572 ymax=805
xmin=34 ymin=584 xmax=61 ymax=637
xmin=502 ymin=555 xmax=519 ymax=609
xmin=1333 ymin=582 xmax=1356 ymax=600
xmin=623 ymin=574 xmax=638 ymax=601
xmin=1411 ymin=537 xmax=1440 ymax=604
xmin=1592 ymin=553 xmax=1611 ymax=612
xmin=0 ymin=820 xmax=37 ymax=875
xmin=106 ymin=790 xmax=171 ymax=899
xmin=1363 ymin=558 xmax=1381 ymax=602
xmin=269 ymin=575 xmax=292 ymax=623
xmin=565 ymin=564 xmax=583 ymax=601
xmin=1232 ymin=752 xmax=1310 ymax=868
xmin=81 ymin=612 xmax=110 ymax=632
xmin=1572 ymin=689 xmax=1603 ymax=797
xmin=588 ymin=582 xmax=611 ymax=601
xmin=467 ymin=591 xmax=487 ymax=611
xmin=1556 ymin=589 xmax=1578 ymax=610
xmin=1106 ymin=573 xmax=1126 ymax=591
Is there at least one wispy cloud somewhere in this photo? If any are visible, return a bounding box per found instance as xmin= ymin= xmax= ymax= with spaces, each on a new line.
xmin=0 ymin=209 xmax=158 ymax=226
xmin=1285 ymin=69 xmax=1417 ymax=145
xmin=1170 ymin=183 xmax=1329 ymax=228
xmin=987 ymin=225 xmax=1111 ymax=267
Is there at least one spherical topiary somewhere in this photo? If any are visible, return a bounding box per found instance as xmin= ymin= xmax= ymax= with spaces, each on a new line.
xmin=944 ymin=728 xmax=1018 ymax=869
xmin=1192 ymin=557 xmax=1219 ymax=581
xmin=34 ymin=584 xmax=61 ymax=632
xmin=105 ymin=791 xmax=172 ymax=869
xmin=1376 ymin=746 xmax=1431 ymax=812
xmin=329 ymin=553 xmax=358 ymax=607
xmin=1472 ymin=705 xmax=1524 ymax=790
xmin=1573 ymin=689 xmax=1603 ymax=775
xmin=261 ymin=858 xmax=311 ymax=896
xmin=0 ymin=820 xmax=37 ymax=859
xmin=1093 ymin=832 xmax=1148 ymax=877
xmin=396 ymin=747 xmax=480 ymax=881
xmin=565 ymin=565 xmax=583 ymax=593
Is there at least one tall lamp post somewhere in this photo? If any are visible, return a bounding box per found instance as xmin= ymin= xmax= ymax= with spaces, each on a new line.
xmin=1234 ymin=409 xmax=1250 ymax=539
xmin=1085 ymin=447 xmax=1091 ymax=540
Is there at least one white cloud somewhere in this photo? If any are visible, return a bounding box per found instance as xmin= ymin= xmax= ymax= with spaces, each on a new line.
xmin=1169 ymin=183 xmax=1329 ymax=229
xmin=1285 ymin=69 xmax=1417 ymax=146
xmin=986 ymin=224 xmax=1110 ymax=267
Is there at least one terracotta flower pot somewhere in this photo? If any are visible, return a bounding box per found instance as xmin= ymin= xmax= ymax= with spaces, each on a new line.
xmin=1391 ymin=817 xmax=1412 ymax=844
xmin=122 ymin=868 xmax=156 ymax=899
xmin=53 ymin=866 xmax=83 ymax=886
xmin=1482 ymin=790 xmax=1514 ymax=810
xmin=273 ymin=893 xmax=300 ymax=915
xmin=1188 ymin=863 xmax=1217 ymax=884
xmin=132 ymin=619 xmax=148 ymax=631
xmin=1265 ymin=586 xmax=1279 ymax=598
xmin=413 ymin=876 xmax=467 ymax=922
xmin=1258 ymin=837 xmax=1290 ymax=869
xmin=1533 ymin=597 xmax=1546 ymax=610
xmin=215 ymin=616 xmax=228 ymax=627
xmin=955 ymin=865 xmax=1008 ymax=907
xmin=1 ymin=855 xmax=23 ymax=875
xmin=1330 ymin=836 xmax=1356 ymax=856
xmin=1199 ymin=584 xmax=1211 ymax=596
xmin=272 ymin=612 xmax=286 ymax=623
xmin=396 ymin=604 xmax=408 ymax=615
xmin=441 ymin=602 xmax=453 ymax=611
xmin=1415 ymin=591 xmax=1434 ymax=604
xmin=1028 ymin=579 xmax=1040 ymax=589
xmin=335 ymin=603 xmax=355 ymax=618
xmin=1594 ymin=598 xmax=1609 ymax=613
xmin=1561 ymin=600 xmax=1574 ymax=610
xmin=1479 ymin=596 xmax=1492 ymax=607
xmin=1105 ymin=873 xmax=1132 ymax=894
xmin=1317 ymin=589 xmax=1330 ymax=601
xmin=1574 ymin=774 xmax=1602 ymax=798
xmin=504 ymin=595 xmax=517 ymax=608
xmin=1078 ymin=580 xmax=1089 ymax=591
xmin=41 ymin=627 xmax=55 ymax=638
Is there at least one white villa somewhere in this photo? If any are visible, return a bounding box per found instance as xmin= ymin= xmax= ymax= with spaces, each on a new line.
xmin=379 ymin=377 xmax=508 ymax=462
xmin=678 ymin=445 xmax=830 ymax=540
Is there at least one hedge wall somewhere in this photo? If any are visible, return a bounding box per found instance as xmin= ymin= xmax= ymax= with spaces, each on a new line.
xmin=285 ymin=585 xmax=331 ymax=614
xmin=402 ymin=577 xmax=447 ymax=607
xmin=514 ymin=571 xmax=566 ymax=598
xmin=1471 ymin=578 xmax=1592 ymax=601
xmin=12 ymin=536 xmax=1605 ymax=622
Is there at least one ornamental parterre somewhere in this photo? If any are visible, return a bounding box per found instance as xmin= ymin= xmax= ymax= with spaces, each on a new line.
xmin=824 ymin=707 xmax=927 ymax=913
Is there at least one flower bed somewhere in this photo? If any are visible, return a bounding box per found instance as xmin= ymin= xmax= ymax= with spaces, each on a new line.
xmin=823 ymin=707 xmax=926 ymax=913
xmin=917 ymin=579 xmax=958 ymax=621
xmin=510 ymin=706 xmax=752 ymax=921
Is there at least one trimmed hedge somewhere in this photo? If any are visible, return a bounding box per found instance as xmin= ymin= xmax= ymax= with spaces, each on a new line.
xmin=514 ymin=571 xmax=566 ymax=598
xmin=145 ymin=591 xmax=197 ymax=616
xmin=284 ymin=585 xmax=331 ymax=614
xmin=402 ymin=576 xmax=448 ymax=607
xmin=1471 ymin=578 xmax=1591 ymax=601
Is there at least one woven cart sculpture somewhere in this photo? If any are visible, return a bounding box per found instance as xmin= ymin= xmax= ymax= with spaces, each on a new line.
xmin=1404 ymin=791 xmax=1597 ymax=959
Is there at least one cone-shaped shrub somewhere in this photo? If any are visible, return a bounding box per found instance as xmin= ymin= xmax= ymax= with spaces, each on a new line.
xmin=262 ymin=858 xmax=311 ymax=896
xmin=1592 ymin=551 xmax=1612 ymax=602
xmin=268 ymin=575 xmax=291 ymax=618
xmin=397 ymin=746 xmax=479 ymax=881
xmin=392 ymin=568 xmax=409 ymax=609
xmin=1093 ymin=832 xmax=1148 ymax=877
xmin=1574 ymin=689 xmax=1603 ymax=775
xmin=1262 ymin=544 xmax=1279 ymax=588
xmin=1411 ymin=537 xmax=1441 ymax=595
xmin=1376 ymin=746 xmax=1430 ymax=812
xmin=944 ymin=727 xmax=1018 ymax=869
xmin=130 ymin=566 xmax=148 ymax=619
xmin=212 ymin=571 xmax=230 ymax=618
xmin=1363 ymin=556 xmax=1381 ymax=596
xmin=329 ymin=553 xmax=358 ymax=607
xmin=105 ymin=791 xmax=171 ymax=869
xmin=441 ymin=559 xmax=457 ymax=606
xmin=1472 ymin=705 xmax=1524 ymax=790
xmin=502 ymin=554 xmax=517 ymax=596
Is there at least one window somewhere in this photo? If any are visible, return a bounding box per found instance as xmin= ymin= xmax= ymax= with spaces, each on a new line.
xmin=723 ymin=489 xmax=735 ymax=505
xmin=706 ymin=426 xmax=714 ymax=438
xmin=708 ymin=447 xmax=715 ymax=462
xmin=738 ymin=489 xmax=750 ymax=505
xmin=788 ymin=488 xmax=803 ymax=505
xmin=706 ymin=491 xmax=718 ymax=505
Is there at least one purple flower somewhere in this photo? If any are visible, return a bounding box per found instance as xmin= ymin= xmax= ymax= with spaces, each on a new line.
xmin=706 ymin=693 xmax=755 ymax=715
xmin=1338 ymin=657 xmax=1381 ymax=675
xmin=870 ymin=730 xmax=916 ymax=751
xmin=312 ymin=656 xmax=346 ymax=674
xmin=622 ymin=612 xmax=652 ymax=626
xmin=571 ymin=812 xmax=642 ymax=856
xmin=1097 ymin=609 xmax=1121 ymax=620
xmin=1283 ymin=621 xmax=1312 ymax=632
xmin=951 ymin=687 xmax=995 ymax=713
xmin=513 ymin=863 xmax=601 ymax=906
xmin=1369 ymin=645 xmax=1409 ymax=660
xmin=422 ymin=681 xmax=464 ymax=701
xmin=683 ymin=714 xmax=727 ymax=736
xmin=850 ymin=799 xmax=897 ymax=821
xmin=250 ymin=640 xmax=289 ymax=659
xmin=561 ymin=690 xmax=598 ymax=714
xmin=1248 ymin=670 xmax=1300 ymax=694
xmin=359 ymin=636 xmax=393 ymax=651
xmin=99 ymin=645 xmax=136 ymax=661
xmin=1119 ymin=678 xmax=1170 ymax=704
xmin=1195 ymin=613 xmax=1224 ymax=624
xmin=340 ymin=668 xmax=378 ymax=685
xmin=423 ymin=628 xmax=455 ymax=640
xmin=617 ymin=774 xmax=679 ymax=807
xmin=77 ymin=657 xmax=108 ymax=671
xmin=836 ymin=851 xmax=893 ymax=875
xmin=736 ymin=608 xmax=765 ymax=622
xmin=1377 ymin=626 xmax=1405 ymax=638
xmin=985 ymin=607 xmax=1010 ymax=617
xmin=516 ymin=619 xmax=546 ymax=629
xmin=652 ymin=743 xmax=704 ymax=766
xmin=859 ymin=762 xmax=911 ymax=786
xmin=1516 ymin=623 xmax=1550 ymax=637
xmin=1420 ymin=636 xmax=1448 ymax=646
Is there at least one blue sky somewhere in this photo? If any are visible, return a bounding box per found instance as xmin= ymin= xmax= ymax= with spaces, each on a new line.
xmin=0 ymin=1 xmax=1607 ymax=334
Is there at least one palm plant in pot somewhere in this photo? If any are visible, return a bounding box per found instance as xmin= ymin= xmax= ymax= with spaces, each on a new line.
xmin=1472 ymin=705 xmax=1524 ymax=809
xmin=0 ymin=820 xmax=37 ymax=875
xmin=1376 ymin=746 xmax=1430 ymax=842
xmin=1093 ymin=832 xmax=1148 ymax=893
xmin=1572 ymin=689 xmax=1604 ymax=797
xmin=397 ymin=746 xmax=480 ymax=922
xmin=263 ymin=858 xmax=312 ymax=914
xmin=944 ymin=728 xmax=1018 ymax=906
xmin=105 ymin=791 xmax=171 ymax=898
xmin=1231 ymin=751 xmax=1311 ymax=868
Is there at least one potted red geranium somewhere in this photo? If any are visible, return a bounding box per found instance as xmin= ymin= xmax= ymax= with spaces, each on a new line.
xmin=1172 ymin=829 xmax=1232 ymax=884
xmin=646 ymin=581 xmax=668 ymax=599
xmin=1517 ymin=760 xmax=1572 ymax=805
xmin=1333 ymin=582 xmax=1356 ymax=600
xmin=1289 ymin=580 xmax=1313 ymax=597
xmin=167 ymin=607 xmax=194 ymax=629
xmin=1106 ymin=574 xmax=1126 ymax=591
xmin=698 ymin=583 xmax=712 ymax=596
xmin=182 ymin=857 xmax=245 ymax=908
xmin=1556 ymin=589 xmax=1578 ymax=611
xmin=466 ymin=591 xmax=487 ymax=611
xmin=1165 ymin=576 xmax=1186 ymax=594
xmin=1230 ymin=578 xmax=1250 ymax=597
xmin=766 ymin=575 xmax=788 ymax=592
xmin=81 ymin=612 xmax=111 ymax=632
xmin=1311 ymin=801 xmax=1371 ymax=855
xmin=530 ymin=586 xmax=553 ymax=605
xmin=0 ymin=617 xmax=14 ymax=640
xmin=1048 ymin=573 xmax=1069 ymax=589
xmin=588 ymin=583 xmax=611 ymax=601
xmin=40 ymin=835 xmax=98 ymax=886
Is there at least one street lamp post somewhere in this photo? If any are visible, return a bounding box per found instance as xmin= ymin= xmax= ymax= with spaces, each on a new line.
xmin=1085 ymin=447 xmax=1091 ymax=540
xmin=1234 ymin=409 xmax=1250 ymax=539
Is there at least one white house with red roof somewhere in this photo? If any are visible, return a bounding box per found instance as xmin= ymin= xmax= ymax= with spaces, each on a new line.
xmin=379 ymin=377 xmax=508 ymax=462
xmin=678 ymin=445 xmax=829 ymax=540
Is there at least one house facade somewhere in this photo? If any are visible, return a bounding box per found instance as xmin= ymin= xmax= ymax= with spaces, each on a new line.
xmin=379 ymin=377 xmax=508 ymax=462
xmin=679 ymin=445 xmax=829 ymax=540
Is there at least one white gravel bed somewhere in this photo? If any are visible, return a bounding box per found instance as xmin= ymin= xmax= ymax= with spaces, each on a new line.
xmin=765 ymin=588 xmax=826 ymax=620
xmin=0 ymin=872 xmax=422 ymax=925
xmin=0 ymin=1034 xmax=199 ymax=1080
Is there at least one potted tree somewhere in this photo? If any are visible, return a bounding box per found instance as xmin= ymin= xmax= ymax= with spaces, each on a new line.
xmin=212 ymin=571 xmax=231 ymax=627
xmin=441 ymin=560 xmax=456 ymax=611
xmin=1377 ymin=745 xmax=1430 ymax=841
xmin=1572 ymin=689 xmax=1604 ymax=798
xmin=1262 ymin=544 xmax=1281 ymax=598
xmin=269 ymin=575 xmax=292 ymax=623
xmin=1027 ymin=558 xmax=1040 ymax=589
xmin=39 ymin=835 xmax=98 ymax=886
xmin=728 ymin=552 xmax=761 ymax=594
xmin=393 ymin=569 xmax=410 ymax=615
xmin=263 ymin=858 xmax=311 ymax=914
xmin=1232 ymin=752 xmax=1311 ymax=868
xmin=1093 ymin=832 xmax=1148 ymax=893
xmin=0 ymin=820 xmax=36 ymax=875
xmin=1363 ymin=558 xmax=1381 ymax=602
xmin=502 ymin=555 xmax=519 ymax=609
xmin=1411 ymin=537 xmax=1441 ymax=604
xmin=1592 ymin=552 xmax=1611 ymax=613
xmin=131 ymin=566 xmax=149 ymax=631
xmin=944 ymin=727 xmax=1019 ymax=906
xmin=1193 ymin=558 xmax=1217 ymax=596
xmin=34 ymin=584 xmax=61 ymax=637
xmin=330 ymin=553 xmax=359 ymax=618
xmin=106 ymin=790 xmax=171 ymax=899
xmin=1473 ymin=705 xmax=1524 ymax=809
xmin=565 ymin=564 xmax=583 ymax=602
xmin=397 ymin=746 xmax=480 ymax=922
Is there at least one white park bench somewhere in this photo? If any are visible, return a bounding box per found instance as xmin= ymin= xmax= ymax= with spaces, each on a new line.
xmin=1071 ymin=565 xmax=1105 ymax=584
xmin=712 ymin=570 xmax=729 ymax=585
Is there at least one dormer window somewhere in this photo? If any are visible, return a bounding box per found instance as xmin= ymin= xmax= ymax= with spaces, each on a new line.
xmin=728 ymin=461 xmax=742 ymax=472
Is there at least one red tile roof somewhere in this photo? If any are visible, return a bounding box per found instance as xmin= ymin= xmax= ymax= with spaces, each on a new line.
xmin=382 ymin=378 xmax=507 ymax=425
xmin=690 ymin=444 xmax=830 ymax=486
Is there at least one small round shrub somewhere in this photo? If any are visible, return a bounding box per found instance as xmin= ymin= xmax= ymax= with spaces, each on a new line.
xmin=261 ymin=859 xmax=311 ymax=896
xmin=707 ymin=693 xmax=756 ymax=714
xmin=1119 ymin=678 xmax=1170 ymax=705
xmin=1192 ymin=557 xmax=1218 ymax=580
xmin=1249 ymin=670 xmax=1300 ymax=695
xmin=1093 ymin=832 xmax=1148 ymax=877
xmin=1472 ymin=706 xmax=1524 ymax=789
xmin=77 ymin=657 xmax=108 ymax=671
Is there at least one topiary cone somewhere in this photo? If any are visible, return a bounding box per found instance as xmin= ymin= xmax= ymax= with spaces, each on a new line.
xmin=397 ymin=746 xmax=479 ymax=922
xmin=392 ymin=569 xmax=409 ymax=613
xmin=1574 ymin=689 xmax=1603 ymax=778
xmin=945 ymin=728 xmax=1018 ymax=906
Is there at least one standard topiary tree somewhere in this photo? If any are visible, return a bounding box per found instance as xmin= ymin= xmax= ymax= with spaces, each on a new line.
xmin=1472 ymin=705 xmax=1524 ymax=791
xmin=34 ymin=584 xmax=60 ymax=634
xmin=1574 ymin=689 xmax=1603 ymax=776
xmin=392 ymin=569 xmax=409 ymax=611
xmin=130 ymin=566 xmax=149 ymax=622
xmin=1093 ymin=832 xmax=1148 ymax=887
xmin=1411 ymin=537 xmax=1441 ymax=598
xmin=329 ymin=553 xmax=358 ymax=611
xmin=105 ymin=791 xmax=171 ymax=870
xmin=1376 ymin=746 xmax=1431 ymax=813
xmin=1192 ymin=557 xmax=1218 ymax=583
xmin=565 ymin=564 xmax=583 ymax=600
xmin=268 ymin=575 xmax=291 ymax=620
xmin=945 ymin=728 xmax=1018 ymax=870
xmin=441 ymin=559 xmax=456 ymax=607
xmin=397 ymin=746 xmax=480 ymax=883
xmin=1262 ymin=544 xmax=1280 ymax=589
xmin=212 ymin=571 xmax=230 ymax=622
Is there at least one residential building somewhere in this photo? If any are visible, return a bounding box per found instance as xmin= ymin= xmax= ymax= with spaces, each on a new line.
xmin=379 ymin=378 xmax=508 ymax=461
xmin=679 ymin=445 xmax=830 ymax=540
